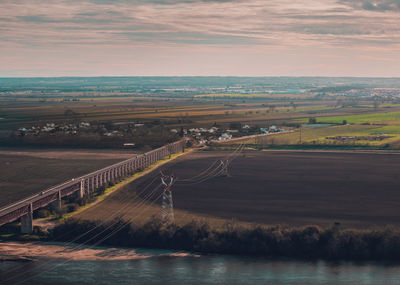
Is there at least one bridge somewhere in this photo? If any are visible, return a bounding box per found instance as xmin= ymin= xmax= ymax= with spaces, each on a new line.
xmin=0 ymin=139 xmax=186 ymax=234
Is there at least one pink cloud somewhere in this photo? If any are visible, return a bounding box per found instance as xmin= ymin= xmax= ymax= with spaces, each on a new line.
xmin=0 ymin=0 xmax=399 ymax=76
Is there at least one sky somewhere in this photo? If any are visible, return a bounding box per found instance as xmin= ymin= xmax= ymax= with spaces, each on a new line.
xmin=0 ymin=0 xmax=399 ymax=77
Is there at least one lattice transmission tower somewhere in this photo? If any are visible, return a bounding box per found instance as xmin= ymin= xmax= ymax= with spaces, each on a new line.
xmin=160 ymin=172 xmax=175 ymax=223
xmin=220 ymin=159 xmax=230 ymax=177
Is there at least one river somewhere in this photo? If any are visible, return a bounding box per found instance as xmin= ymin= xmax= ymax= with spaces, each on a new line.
xmin=1 ymin=244 xmax=400 ymax=285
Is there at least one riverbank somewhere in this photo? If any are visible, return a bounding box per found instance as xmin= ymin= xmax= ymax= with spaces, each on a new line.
xmin=0 ymin=241 xmax=198 ymax=262
xmin=51 ymin=218 xmax=400 ymax=262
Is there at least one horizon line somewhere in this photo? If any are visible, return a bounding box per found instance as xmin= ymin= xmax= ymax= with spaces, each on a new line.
xmin=1 ymin=75 xmax=400 ymax=79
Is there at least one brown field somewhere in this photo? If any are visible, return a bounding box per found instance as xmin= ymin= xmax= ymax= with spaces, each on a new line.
xmin=4 ymin=95 xmax=400 ymax=151
xmin=77 ymin=149 xmax=400 ymax=229
xmin=0 ymin=149 xmax=132 ymax=207
xmin=1 ymin=95 xmax=391 ymax=130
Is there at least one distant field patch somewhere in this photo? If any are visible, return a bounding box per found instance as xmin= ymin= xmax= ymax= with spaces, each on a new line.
xmin=194 ymin=93 xmax=316 ymax=99
xmin=366 ymin=125 xmax=400 ymax=134
xmin=0 ymin=150 xmax=127 ymax=207
xmin=236 ymin=125 xmax=377 ymax=145
xmin=311 ymin=133 xmax=400 ymax=146
xmin=297 ymin=111 xmax=400 ymax=125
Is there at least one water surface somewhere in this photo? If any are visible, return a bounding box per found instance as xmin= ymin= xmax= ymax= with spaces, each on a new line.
xmin=1 ymin=247 xmax=400 ymax=285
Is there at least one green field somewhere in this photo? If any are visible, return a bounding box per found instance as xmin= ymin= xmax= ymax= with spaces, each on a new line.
xmin=233 ymin=124 xmax=400 ymax=147
xmin=297 ymin=111 xmax=400 ymax=125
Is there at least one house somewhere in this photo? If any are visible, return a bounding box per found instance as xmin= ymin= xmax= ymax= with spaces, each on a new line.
xmin=209 ymin=127 xmax=219 ymax=133
xmin=269 ymin=125 xmax=279 ymax=132
xmin=112 ymin=130 xmax=122 ymax=136
xmin=80 ymin=122 xmax=90 ymax=128
xmin=219 ymin=133 xmax=232 ymax=140
xmin=42 ymin=126 xmax=55 ymax=132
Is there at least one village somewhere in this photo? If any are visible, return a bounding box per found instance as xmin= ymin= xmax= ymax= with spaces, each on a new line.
xmin=16 ymin=121 xmax=285 ymax=147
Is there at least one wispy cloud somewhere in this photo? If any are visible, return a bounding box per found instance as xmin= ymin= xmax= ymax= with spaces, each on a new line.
xmin=340 ymin=0 xmax=400 ymax=11
xmin=0 ymin=0 xmax=399 ymax=76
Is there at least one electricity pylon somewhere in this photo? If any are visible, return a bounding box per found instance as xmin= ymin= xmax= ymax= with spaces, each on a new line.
xmin=220 ymin=159 xmax=230 ymax=177
xmin=160 ymin=172 xmax=175 ymax=223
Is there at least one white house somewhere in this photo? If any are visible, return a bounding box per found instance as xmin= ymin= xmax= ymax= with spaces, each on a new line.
xmin=219 ymin=133 xmax=232 ymax=140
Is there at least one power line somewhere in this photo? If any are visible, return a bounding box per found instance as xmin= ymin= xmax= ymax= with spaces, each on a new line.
xmin=5 ymin=179 xmax=162 ymax=284
xmin=8 ymin=188 xmax=163 ymax=285
xmin=8 ymin=141 xmax=246 ymax=284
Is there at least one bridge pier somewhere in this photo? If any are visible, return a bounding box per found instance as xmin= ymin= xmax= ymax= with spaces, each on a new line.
xmin=111 ymin=169 xmax=115 ymax=182
xmin=21 ymin=203 xmax=33 ymax=234
xmin=51 ymin=190 xmax=62 ymax=212
xmin=76 ymin=180 xmax=84 ymax=199
xmin=90 ymin=176 xmax=95 ymax=193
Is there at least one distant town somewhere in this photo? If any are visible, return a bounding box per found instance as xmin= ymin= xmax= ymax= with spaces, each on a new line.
xmin=16 ymin=121 xmax=285 ymax=147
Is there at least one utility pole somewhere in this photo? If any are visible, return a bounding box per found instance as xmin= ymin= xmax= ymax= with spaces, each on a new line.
xmin=299 ymin=127 xmax=302 ymax=144
xmin=161 ymin=172 xmax=175 ymax=223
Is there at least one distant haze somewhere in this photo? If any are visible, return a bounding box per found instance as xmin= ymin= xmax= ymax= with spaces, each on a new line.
xmin=0 ymin=0 xmax=399 ymax=77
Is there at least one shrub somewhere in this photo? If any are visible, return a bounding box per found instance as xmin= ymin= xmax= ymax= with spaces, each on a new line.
xmin=308 ymin=117 xmax=317 ymax=124
xmin=34 ymin=209 xmax=51 ymax=218
xmin=97 ymin=185 xmax=106 ymax=195
xmin=76 ymin=195 xmax=95 ymax=206
xmin=51 ymin=218 xmax=400 ymax=261
xmin=67 ymin=203 xmax=80 ymax=213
